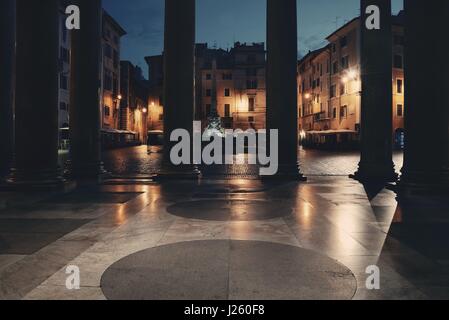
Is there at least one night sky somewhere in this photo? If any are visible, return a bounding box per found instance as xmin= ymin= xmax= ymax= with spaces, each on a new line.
xmin=103 ymin=0 xmax=404 ymax=75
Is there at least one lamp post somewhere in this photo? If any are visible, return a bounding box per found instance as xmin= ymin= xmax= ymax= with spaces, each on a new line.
xmin=114 ymin=94 xmax=122 ymax=130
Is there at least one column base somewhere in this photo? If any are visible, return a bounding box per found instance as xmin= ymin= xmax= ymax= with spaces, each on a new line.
xmin=260 ymin=164 xmax=307 ymax=181
xmin=67 ymin=160 xmax=109 ymax=184
xmin=351 ymin=162 xmax=398 ymax=183
xmin=154 ymin=164 xmax=201 ymax=181
xmin=395 ymin=169 xmax=449 ymax=199
xmin=0 ymin=168 xmax=72 ymax=192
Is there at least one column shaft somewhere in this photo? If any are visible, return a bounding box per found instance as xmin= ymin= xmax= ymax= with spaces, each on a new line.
xmin=70 ymin=0 xmax=104 ymax=181
xmin=160 ymin=0 xmax=198 ymax=177
xmin=11 ymin=0 xmax=62 ymax=185
xmin=399 ymin=1 xmax=449 ymax=194
xmin=266 ymin=0 xmax=305 ymax=180
xmin=354 ymin=0 xmax=396 ymax=182
xmin=0 ymin=0 xmax=15 ymax=177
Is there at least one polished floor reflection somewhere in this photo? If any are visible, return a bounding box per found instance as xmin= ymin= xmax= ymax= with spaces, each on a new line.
xmin=0 ymin=175 xmax=448 ymax=300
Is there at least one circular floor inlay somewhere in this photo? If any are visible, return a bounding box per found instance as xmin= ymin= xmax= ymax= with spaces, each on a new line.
xmin=167 ymin=200 xmax=291 ymax=221
xmin=101 ymin=240 xmax=357 ymax=300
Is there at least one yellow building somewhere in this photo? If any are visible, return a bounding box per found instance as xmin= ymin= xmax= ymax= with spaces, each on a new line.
xmin=145 ymin=55 xmax=164 ymax=132
xmin=298 ymin=12 xmax=405 ymax=149
xmin=199 ymin=42 xmax=266 ymax=131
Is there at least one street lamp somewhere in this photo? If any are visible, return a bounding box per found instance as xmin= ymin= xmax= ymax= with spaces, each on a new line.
xmin=114 ymin=95 xmax=123 ymax=129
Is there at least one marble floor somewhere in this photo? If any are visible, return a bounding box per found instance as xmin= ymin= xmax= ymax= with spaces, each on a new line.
xmin=0 ymin=176 xmax=448 ymax=300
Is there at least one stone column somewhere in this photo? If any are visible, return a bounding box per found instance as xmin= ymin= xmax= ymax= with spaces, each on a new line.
xmin=70 ymin=0 xmax=104 ymax=181
xmin=398 ymin=1 xmax=449 ymax=196
xmin=266 ymin=0 xmax=305 ymax=180
xmin=0 ymin=0 xmax=15 ymax=178
xmin=353 ymin=0 xmax=397 ymax=182
xmin=159 ymin=0 xmax=199 ymax=179
xmin=8 ymin=0 xmax=63 ymax=188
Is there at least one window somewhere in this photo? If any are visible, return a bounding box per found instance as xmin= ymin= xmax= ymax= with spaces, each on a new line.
xmin=340 ymin=83 xmax=346 ymax=96
xmin=205 ymin=104 xmax=211 ymax=117
xmin=113 ymin=50 xmax=119 ymax=69
xmin=330 ymin=85 xmax=337 ymax=98
xmin=248 ymin=116 xmax=255 ymax=123
xmin=223 ymin=73 xmax=232 ymax=80
xmin=104 ymin=43 xmax=112 ymax=59
xmin=60 ymin=47 xmax=70 ymax=63
xmin=60 ymin=102 xmax=67 ymax=110
xmin=248 ymin=97 xmax=255 ymax=112
xmin=340 ymin=36 xmax=348 ymax=48
xmin=159 ymin=114 xmax=164 ymax=121
xmin=332 ymin=61 xmax=338 ymax=74
xmin=60 ymin=73 xmax=68 ymax=90
xmin=206 ymin=74 xmax=212 ymax=80
xmin=246 ymin=80 xmax=258 ymax=89
xmin=397 ymin=104 xmax=404 ymax=117
xmin=394 ymin=55 xmax=403 ymax=69
xmin=332 ymin=107 xmax=337 ymax=119
xmin=247 ymin=54 xmax=256 ymax=64
xmin=224 ymin=104 xmax=231 ymax=117
xmin=103 ymin=69 xmax=112 ymax=91
xmin=332 ymin=43 xmax=336 ymax=53
xmin=104 ymin=105 xmax=111 ymax=117
xmin=112 ymin=74 xmax=118 ymax=96
xmin=205 ymin=89 xmax=211 ymax=97
xmin=224 ymin=88 xmax=231 ymax=97
xmin=341 ymin=56 xmax=349 ymax=69
xmin=397 ymin=79 xmax=403 ymax=94
xmin=340 ymin=106 xmax=348 ymax=118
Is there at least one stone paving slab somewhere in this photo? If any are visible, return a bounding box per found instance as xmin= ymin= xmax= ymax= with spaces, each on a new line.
xmin=101 ymin=240 xmax=357 ymax=300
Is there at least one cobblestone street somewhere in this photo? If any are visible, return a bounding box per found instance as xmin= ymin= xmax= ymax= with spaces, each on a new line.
xmin=99 ymin=145 xmax=404 ymax=177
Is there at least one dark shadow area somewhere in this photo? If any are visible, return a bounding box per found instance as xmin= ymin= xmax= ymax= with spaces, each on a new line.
xmin=0 ymin=218 xmax=92 ymax=255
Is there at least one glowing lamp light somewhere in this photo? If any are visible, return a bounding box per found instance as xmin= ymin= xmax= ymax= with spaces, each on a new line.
xmin=142 ymin=108 xmax=148 ymax=114
xmin=304 ymin=93 xmax=311 ymax=99
xmin=347 ymin=69 xmax=357 ymax=80
xmin=117 ymin=94 xmax=122 ymax=100
xmin=342 ymin=69 xmax=358 ymax=83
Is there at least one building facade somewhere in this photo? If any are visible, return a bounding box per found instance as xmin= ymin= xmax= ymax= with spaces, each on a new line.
xmin=57 ymin=6 xmax=127 ymax=149
xmin=58 ymin=1 xmax=71 ymax=150
xmin=145 ymin=55 xmax=164 ymax=132
xmin=120 ymin=61 xmax=150 ymax=144
xmin=298 ymin=12 xmax=405 ymax=149
xmin=199 ymin=42 xmax=266 ymax=131
xmin=101 ymin=11 xmax=126 ymax=130
xmin=145 ymin=42 xmax=266 ymax=133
